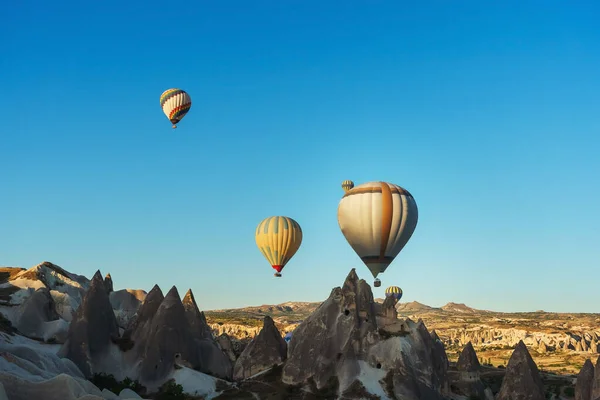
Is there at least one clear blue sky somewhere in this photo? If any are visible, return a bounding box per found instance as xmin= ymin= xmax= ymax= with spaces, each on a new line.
xmin=2 ymin=1 xmax=599 ymax=313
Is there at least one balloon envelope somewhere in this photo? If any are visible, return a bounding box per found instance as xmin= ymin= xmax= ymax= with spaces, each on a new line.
xmin=255 ymin=216 xmax=303 ymax=275
xmin=337 ymin=181 xmax=418 ymax=279
xmin=160 ymin=88 xmax=192 ymax=128
xmin=385 ymin=286 xmax=403 ymax=301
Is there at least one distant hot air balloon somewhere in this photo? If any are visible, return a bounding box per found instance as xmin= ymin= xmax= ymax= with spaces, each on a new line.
xmin=341 ymin=180 xmax=355 ymax=193
xmin=255 ymin=216 xmax=303 ymax=277
xmin=385 ymin=286 xmax=403 ymax=302
xmin=160 ymin=88 xmax=192 ymax=128
xmin=337 ymin=181 xmax=418 ymax=287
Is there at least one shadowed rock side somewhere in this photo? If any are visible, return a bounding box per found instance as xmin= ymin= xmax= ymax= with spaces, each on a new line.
xmin=430 ymin=330 xmax=449 ymax=394
xmin=182 ymin=289 xmax=233 ymax=380
xmin=182 ymin=289 xmax=214 ymax=341
xmin=104 ymin=273 xmax=113 ymax=293
xmin=15 ymin=287 xmax=66 ymax=342
xmin=452 ymin=341 xmax=487 ymax=399
xmin=216 ymin=334 xmax=238 ymax=363
xmin=137 ymin=286 xmax=198 ymax=385
xmin=123 ymin=284 xmax=164 ymax=348
xmin=233 ymin=315 xmax=287 ymax=380
xmin=58 ymin=270 xmax=120 ymax=377
xmin=575 ymin=359 xmax=594 ymax=400
xmin=282 ymin=268 xmax=447 ymax=400
xmin=496 ymin=340 xmax=545 ymax=400
xmin=592 ymin=356 xmax=600 ymax=400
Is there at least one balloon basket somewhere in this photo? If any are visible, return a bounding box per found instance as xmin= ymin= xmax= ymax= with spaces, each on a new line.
xmin=274 ymin=273 xmax=282 ymax=277
xmin=172 ymin=125 xmax=177 ymax=129
xmin=374 ymin=279 xmax=381 ymax=288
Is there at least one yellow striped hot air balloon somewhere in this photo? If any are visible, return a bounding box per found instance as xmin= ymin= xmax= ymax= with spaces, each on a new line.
xmin=385 ymin=286 xmax=403 ymax=302
xmin=337 ymin=181 xmax=418 ymax=287
xmin=255 ymin=216 xmax=303 ymax=277
xmin=160 ymin=88 xmax=192 ymax=128
xmin=341 ymin=180 xmax=355 ymax=193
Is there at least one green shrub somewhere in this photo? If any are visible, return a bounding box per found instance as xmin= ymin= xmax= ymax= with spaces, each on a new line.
xmin=89 ymin=373 xmax=145 ymax=396
xmin=155 ymin=380 xmax=187 ymax=400
xmin=564 ymin=387 xmax=575 ymax=396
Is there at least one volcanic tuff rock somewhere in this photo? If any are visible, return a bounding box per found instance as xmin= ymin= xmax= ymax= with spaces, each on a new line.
xmin=182 ymin=289 xmax=213 ymax=341
xmin=457 ymin=342 xmax=480 ymax=373
xmin=58 ymin=270 xmax=120 ymax=377
xmin=104 ymin=273 xmax=113 ymax=293
xmin=181 ymin=289 xmax=233 ymax=380
xmin=216 ymin=333 xmax=238 ymax=363
xmin=430 ymin=330 xmax=449 ymax=393
xmin=233 ymin=316 xmax=287 ymax=380
xmin=282 ymin=268 xmax=448 ymax=399
xmin=15 ymin=287 xmax=67 ymax=342
xmin=138 ymin=286 xmax=198 ymax=385
xmin=575 ymin=359 xmax=594 ymax=400
xmin=496 ymin=340 xmax=545 ymax=400
xmin=109 ymin=289 xmax=147 ymax=330
xmin=453 ymin=341 xmax=487 ymax=399
xmin=122 ymin=284 xmax=164 ymax=347
xmin=592 ymin=356 xmax=600 ymax=400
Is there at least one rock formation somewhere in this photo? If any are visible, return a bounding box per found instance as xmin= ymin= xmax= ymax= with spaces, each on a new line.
xmin=137 ymin=286 xmax=198 ymax=385
xmin=452 ymin=341 xmax=487 ymax=399
xmin=233 ymin=316 xmax=287 ymax=380
xmin=109 ymin=289 xmax=147 ymax=330
xmin=104 ymin=273 xmax=113 ymax=293
xmin=15 ymin=287 xmax=66 ymax=342
xmin=430 ymin=330 xmax=449 ymax=394
xmin=216 ymin=333 xmax=238 ymax=363
xmin=592 ymin=356 xmax=600 ymax=400
xmin=282 ymin=268 xmax=447 ymax=399
xmin=575 ymin=359 xmax=594 ymax=400
xmin=496 ymin=340 xmax=545 ymax=400
xmin=58 ymin=270 xmax=120 ymax=377
xmin=181 ymin=289 xmax=232 ymax=380
xmin=182 ymin=289 xmax=213 ymax=341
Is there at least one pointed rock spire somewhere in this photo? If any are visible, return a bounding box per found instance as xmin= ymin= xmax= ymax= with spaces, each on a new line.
xmin=182 ymin=289 xmax=214 ymax=340
xmin=58 ymin=269 xmax=119 ymax=377
xmin=457 ymin=342 xmax=480 ymax=372
xmin=233 ymin=316 xmax=288 ymax=380
xmin=496 ymin=341 xmax=544 ymax=400
xmin=575 ymin=359 xmax=594 ymax=400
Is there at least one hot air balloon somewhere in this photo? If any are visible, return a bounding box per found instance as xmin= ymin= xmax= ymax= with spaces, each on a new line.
xmin=255 ymin=216 xmax=303 ymax=277
xmin=160 ymin=88 xmax=192 ymax=128
xmin=385 ymin=286 xmax=403 ymax=302
xmin=341 ymin=180 xmax=355 ymax=193
xmin=337 ymin=181 xmax=418 ymax=287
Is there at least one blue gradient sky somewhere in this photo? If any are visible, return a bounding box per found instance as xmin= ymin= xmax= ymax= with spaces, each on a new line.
xmin=2 ymin=1 xmax=599 ymax=312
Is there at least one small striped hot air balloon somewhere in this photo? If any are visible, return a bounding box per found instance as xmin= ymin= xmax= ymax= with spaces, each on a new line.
xmin=341 ymin=180 xmax=355 ymax=193
xmin=337 ymin=181 xmax=418 ymax=288
xmin=160 ymin=88 xmax=192 ymax=128
xmin=385 ymin=286 xmax=403 ymax=302
xmin=255 ymin=216 xmax=303 ymax=277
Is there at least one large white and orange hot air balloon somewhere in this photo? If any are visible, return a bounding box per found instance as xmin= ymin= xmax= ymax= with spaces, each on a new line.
xmin=337 ymin=181 xmax=418 ymax=287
